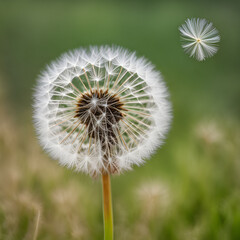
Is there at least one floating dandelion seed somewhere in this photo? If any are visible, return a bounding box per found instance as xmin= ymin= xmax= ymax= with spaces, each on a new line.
xmin=179 ymin=18 xmax=220 ymax=61
xmin=33 ymin=46 xmax=171 ymax=176
xmin=33 ymin=46 xmax=172 ymax=240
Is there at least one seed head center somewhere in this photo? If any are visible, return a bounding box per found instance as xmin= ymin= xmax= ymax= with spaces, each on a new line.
xmin=74 ymin=89 xmax=125 ymax=145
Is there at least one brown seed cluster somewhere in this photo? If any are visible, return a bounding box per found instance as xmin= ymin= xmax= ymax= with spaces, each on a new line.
xmin=74 ymin=89 xmax=126 ymax=174
xmin=75 ymin=89 xmax=125 ymax=149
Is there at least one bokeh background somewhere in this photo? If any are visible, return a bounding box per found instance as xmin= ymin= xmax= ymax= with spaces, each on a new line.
xmin=0 ymin=0 xmax=240 ymax=239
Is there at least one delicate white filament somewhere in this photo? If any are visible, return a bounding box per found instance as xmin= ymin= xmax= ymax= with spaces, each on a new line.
xmin=179 ymin=18 xmax=220 ymax=61
xmin=33 ymin=46 xmax=172 ymax=176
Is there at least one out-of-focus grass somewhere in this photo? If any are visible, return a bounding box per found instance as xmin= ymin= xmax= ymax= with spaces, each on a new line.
xmin=0 ymin=0 xmax=240 ymax=239
xmin=0 ymin=77 xmax=240 ymax=240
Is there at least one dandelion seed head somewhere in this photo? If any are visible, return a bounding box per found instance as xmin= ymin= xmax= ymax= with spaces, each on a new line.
xmin=136 ymin=181 xmax=171 ymax=219
xmin=33 ymin=46 xmax=172 ymax=176
xmin=195 ymin=120 xmax=223 ymax=145
xmin=179 ymin=18 xmax=220 ymax=61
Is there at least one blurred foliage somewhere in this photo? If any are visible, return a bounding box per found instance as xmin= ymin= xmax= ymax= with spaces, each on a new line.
xmin=0 ymin=0 xmax=240 ymax=239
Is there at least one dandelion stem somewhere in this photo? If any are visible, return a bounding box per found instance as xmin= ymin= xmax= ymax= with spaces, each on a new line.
xmin=102 ymin=173 xmax=113 ymax=240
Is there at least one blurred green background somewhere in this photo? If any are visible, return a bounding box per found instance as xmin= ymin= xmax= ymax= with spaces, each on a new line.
xmin=0 ymin=0 xmax=240 ymax=239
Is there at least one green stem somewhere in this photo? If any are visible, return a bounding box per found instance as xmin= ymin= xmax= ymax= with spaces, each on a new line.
xmin=102 ymin=173 xmax=113 ymax=240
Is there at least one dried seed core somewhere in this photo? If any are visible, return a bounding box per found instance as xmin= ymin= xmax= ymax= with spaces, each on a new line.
xmin=74 ymin=89 xmax=126 ymax=174
xmin=75 ymin=89 xmax=125 ymax=148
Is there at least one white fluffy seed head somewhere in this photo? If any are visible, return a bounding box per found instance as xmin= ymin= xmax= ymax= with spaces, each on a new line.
xmin=33 ymin=46 xmax=172 ymax=177
xmin=179 ymin=18 xmax=220 ymax=61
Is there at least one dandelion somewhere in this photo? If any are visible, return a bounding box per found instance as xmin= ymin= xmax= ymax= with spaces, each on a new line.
xmin=136 ymin=181 xmax=170 ymax=219
xmin=179 ymin=18 xmax=220 ymax=61
xmin=195 ymin=120 xmax=223 ymax=145
xmin=33 ymin=45 xmax=172 ymax=239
